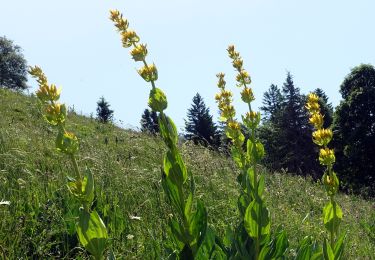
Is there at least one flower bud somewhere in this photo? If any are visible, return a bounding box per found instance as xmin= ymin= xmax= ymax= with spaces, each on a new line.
xmin=232 ymin=58 xmax=243 ymax=70
xmin=148 ymin=87 xmax=167 ymax=112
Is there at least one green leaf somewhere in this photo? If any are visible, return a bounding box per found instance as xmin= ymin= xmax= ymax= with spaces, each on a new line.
xmin=163 ymin=149 xmax=187 ymax=186
xmin=158 ymin=114 xmax=177 ymax=148
xmin=76 ymin=210 xmax=108 ymax=259
xmin=184 ymin=192 xmax=193 ymax=222
xmin=195 ymin=227 xmax=216 ymax=260
xmin=323 ymin=201 xmax=343 ymax=234
xmin=244 ymin=200 xmax=270 ymax=245
xmin=272 ymin=228 xmax=289 ymax=258
xmin=231 ymin=145 xmax=244 ymax=169
xmin=148 ymin=87 xmax=167 ymax=112
xmin=169 ymin=218 xmax=186 ymax=245
xmin=161 ymin=175 xmax=183 ymax=215
xmin=323 ymin=239 xmax=334 ymax=260
xmin=189 ymin=200 xmax=208 ymax=246
xmin=258 ymin=174 xmax=265 ymax=197
xmin=82 ymin=168 xmax=95 ymax=205
xmin=334 ymin=233 xmax=346 ymax=260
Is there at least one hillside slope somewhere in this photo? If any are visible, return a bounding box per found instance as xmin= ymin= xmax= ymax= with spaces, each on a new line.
xmin=0 ymin=88 xmax=374 ymax=259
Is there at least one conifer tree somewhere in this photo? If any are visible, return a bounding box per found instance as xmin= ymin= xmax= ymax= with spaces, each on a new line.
xmin=185 ymin=93 xmax=220 ymax=147
xmin=140 ymin=108 xmax=159 ymax=134
xmin=96 ymin=96 xmax=114 ymax=123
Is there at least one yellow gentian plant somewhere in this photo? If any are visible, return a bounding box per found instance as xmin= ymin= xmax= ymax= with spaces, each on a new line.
xmin=110 ymin=9 xmax=225 ymax=258
xmin=215 ymin=46 xmax=288 ymax=259
xmin=306 ymin=93 xmax=345 ymax=259
xmin=29 ymin=66 xmax=108 ymax=260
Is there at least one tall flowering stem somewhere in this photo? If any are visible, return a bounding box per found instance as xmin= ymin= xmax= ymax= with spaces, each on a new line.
xmin=306 ymin=93 xmax=345 ymax=259
xmin=215 ymin=46 xmax=288 ymax=259
xmin=29 ymin=67 xmax=108 ymax=260
xmin=110 ymin=10 xmax=224 ymax=258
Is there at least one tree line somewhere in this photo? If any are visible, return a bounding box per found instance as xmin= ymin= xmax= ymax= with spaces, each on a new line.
xmin=2 ymin=35 xmax=374 ymax=196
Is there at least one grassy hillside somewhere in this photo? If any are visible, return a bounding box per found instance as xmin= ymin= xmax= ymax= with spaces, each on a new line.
xmin=0 ymin=88 xmax=374 ymax=259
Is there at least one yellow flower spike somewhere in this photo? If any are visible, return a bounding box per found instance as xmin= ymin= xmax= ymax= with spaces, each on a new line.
xmin=312 ymin=129 xmax=333 ymax=146
xmin=228 ymin=121 xmax=241 ymax=131
xmin=319 ymin=148 xmax=335 ymax=166
xmin=121 ymin=30 xmax=140 ymax=48
xmin=131 ymin=44 xmax=148 ymax=61
xmin=309 ymin=112 xmax=324 ymax=129
xmin=138 ymin=64 xmax=158 ymax=82
xmin=241 ymin=87 xmax=255 ymax=104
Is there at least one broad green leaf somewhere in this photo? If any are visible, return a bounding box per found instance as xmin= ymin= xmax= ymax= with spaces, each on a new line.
xmin=163 ymin=149 xmax=187 ymax=185
xmin=244 ymin=200 xmax=270 ymax=244
xmin=272 ymin=228 xmax=289 ymax=258
xmin=189 ymin=200 xmax=207 ymax=247
xmin=295 ymin=236 xmax=312 ymax=260
xmin=323 ymin=201 xmax=343 ymax=234
xmin=334 ymin=233 xmax=346 ymax=260
xmin=184 ymin=192 xmax=193 ymax=222
xmin=158 ymin=114 xmax=178 ymax=148
xmin=82 ymin=168 xmax=95 ymax=205
xmin=323 ymin=239 xmax=334 ymax=260
xmin=169 ymin=218 xmax=186 ymax=245
xmin=195 ymin=227 xmax=216 ymax=260
xmin=161 ymin=175 xmax=183 ymax=215
xmin=258 ymin=174 xmax=265 ymax=197
xmin=76 ymin=210 xmax=108 ymax=259
xmin=231 ymin=146 xmax=244 ymax=169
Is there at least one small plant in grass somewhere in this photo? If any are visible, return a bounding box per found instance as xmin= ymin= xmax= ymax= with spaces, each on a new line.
xmin=29 ymin=66 xmax=108 ymax=259
xmin=110 ymin=9 xmax=225 ymax=258
xmin=215 ymin=46 xmax=289 ymax=259
xmin=305 ymin=93 xmax=345 ymax=259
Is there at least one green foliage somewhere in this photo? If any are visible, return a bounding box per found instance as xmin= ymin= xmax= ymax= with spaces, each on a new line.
xmin=0 ymin=36 xmax=28 ymax=90
xmin=185 ymin=93 xmax=220 ymax=148
xmin=96 ymin=96 xmax=114 ymax=124
xmin=333 ymin=64 xmax=375 ymax=197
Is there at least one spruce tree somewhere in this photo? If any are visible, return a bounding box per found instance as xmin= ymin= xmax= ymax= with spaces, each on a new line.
xmin=185 ymin=93 xmax=220 ymax=147
xmin=96 ymin=96 xmax=114 ymax=123
xmin=140 ymin=108 xmax=159 ymax=134
xmin=261 ymin=84 xmax=283 ymax=122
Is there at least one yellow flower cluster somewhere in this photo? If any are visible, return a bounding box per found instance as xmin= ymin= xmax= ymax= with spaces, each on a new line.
xmin=306 ymin=93 xmax=335 ymax=166
xmin=306 ymin=93 xmax=338 ymax=195
xmin=110 ymin=9 xmax=167 ymax=112
xmin=29 ymin=66 xmax=78 ymax=155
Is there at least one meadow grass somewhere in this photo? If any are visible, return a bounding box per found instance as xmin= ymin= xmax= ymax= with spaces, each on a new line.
xmin=0 ymin=88 xmax=374 ymax=258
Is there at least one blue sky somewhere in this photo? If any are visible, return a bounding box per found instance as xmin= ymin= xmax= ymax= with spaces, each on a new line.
xmin=2 ymin=0 xmax=375 ymax=130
